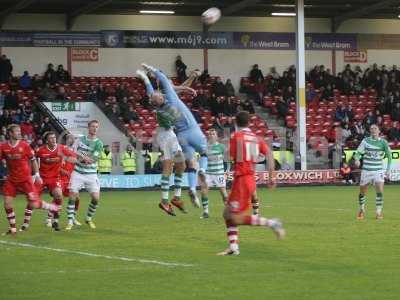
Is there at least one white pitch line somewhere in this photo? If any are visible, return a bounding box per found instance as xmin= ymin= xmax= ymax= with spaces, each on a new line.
xmin=0 ymin=240 xmax=195 ymax=268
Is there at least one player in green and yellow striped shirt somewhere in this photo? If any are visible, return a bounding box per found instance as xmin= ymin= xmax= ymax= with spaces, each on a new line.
xmin=66 ymin=120 xmax=104 ymax=230
xmin=199 ymin=129 xmax=228 ymax=219
xmin=354 ymin=124 xmax=391 ymax=220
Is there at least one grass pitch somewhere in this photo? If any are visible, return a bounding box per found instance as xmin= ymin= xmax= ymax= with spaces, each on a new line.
xmin=0 ymin=185 xmax=400 ymax=300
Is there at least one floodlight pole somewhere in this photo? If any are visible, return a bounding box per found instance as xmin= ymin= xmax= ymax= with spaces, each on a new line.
xmin=296 ymin=0 xmax=307 ymax=170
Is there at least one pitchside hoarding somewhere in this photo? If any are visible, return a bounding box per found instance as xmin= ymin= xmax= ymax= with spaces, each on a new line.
xmin=99 ymin=170 xmax=340 ymax=189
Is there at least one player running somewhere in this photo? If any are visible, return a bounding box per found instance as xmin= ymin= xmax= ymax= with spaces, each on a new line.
xmin=139 ymin=63 xmax=208 ymax=207
xmin=199 ymin=128 xmax=228 ymax=219
xmin=354 ymin=124 xmax=391 ymax=220
xmin=35 ymin=131 xmax=83 ymax=231
xmin=0 ymin=124 xmax=60 ymax=235
xmin=66 ymin=120 xmax=104 ymax=230
xmin=218 ymin=111 xmax=285 ymax=256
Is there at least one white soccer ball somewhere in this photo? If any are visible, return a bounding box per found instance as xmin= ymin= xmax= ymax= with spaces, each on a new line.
xmin=201 ymin=7 xmax=221 ymax=25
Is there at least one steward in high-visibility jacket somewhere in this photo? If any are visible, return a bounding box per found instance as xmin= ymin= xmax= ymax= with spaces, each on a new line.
xmin=98 ymin=145 xmax=112 ymax=174
xmin=121 ymin=144 xmax=136 ymax=175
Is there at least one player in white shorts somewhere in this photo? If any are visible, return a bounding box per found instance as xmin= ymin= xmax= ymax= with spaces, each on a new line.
xmin=66 ymin=120 xmax=104 ymax=230
xmin=354 ymin=124 xmax=392 ymax=220
xmin=199 ymin=129 xmax=228 ymax=219
xmin=136 ymin=70 xmax=188 ymax=216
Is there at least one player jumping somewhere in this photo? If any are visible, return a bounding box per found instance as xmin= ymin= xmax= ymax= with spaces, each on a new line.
xmin=137 ymin=64 xmax=208 ymax=209
xmin=218 ymin=112 xmax=285 ymax=256
xmin=0 ymin=124 xmax=60 ymax=235
xmin=66 ymin=120 xmax=104 ymax=230
xmin=136 ymin=69 xmax=187 ymax=216
xmin=354 ymin=124 xmax=391 ymax=220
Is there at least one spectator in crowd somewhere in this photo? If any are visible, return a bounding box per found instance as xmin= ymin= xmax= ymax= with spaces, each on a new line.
xmin=341 ymin=123 xmax=352 ymax=143
xmin=55 ymin=86 xmax=68 ymax=101
xmin=121 ymin=105 xmax=139 ymax=124
xmin=223 ymin=96 xmax=237 ymax=116
xmin=276 ymin=96 xmax=288 ymax=119
xmin=388 ymin=121 xmax=400 ymax=141
xmin=279 ymin=71 xmax=293 ymax=90
xmin=43 ymin=63 xmax=57 ymax=85
xmin=19 ymin=71 xmax=32 ymax=89
xmin=192 ymin=89 xmax=208 ymax=109
xmin=39 ymin=82 xmax=57 ymax=101
xmin=212 ymin=77 xmax=226 ymax=97
xmin=241 ymin=99 xmax=255 ymax=114
xmin=0 ymin=90 xmax=4 ymax=108
xmin=175 ymin=55 xmax=187 ymax=83
xmin=344 ymin=105 xmax=354 ymax=122
xmin=115 ymin=83 xmax=130 ymax=102
xmin=223 ymin=116 xmax=235 ymax=133
xmin=391 ymin=102 xmax=400 ymax=121
xmin=199 ymin=69 xmax=210 ymax=84
xmin=56 ymin=64 xmax=70 ymax=83
xmin=249 ymin=64 xmax=264 ymax=83
xmin=268 ymin=67 xmax=280 ymax=80
xmin=37 ymin=116 xmax=52 ymax=136
xmin=320 ymin=84 xmax=334 ymax=101
xmin=363 ymin=110 xmax=376 ymax=130
xmin=265 ymin=78 xmax=279 ymax=97
xmin=351 ymin=120 xmax=366 ymax=142
xmin=282 ymin=86 xmax=295 ymax=103
xmin=87 ymin=84 xmax=98 ymax=101
xmin=11 ymin=108 xmax=24 ymax=124
xmin=97 ymin=83 xmax=108 ymax=102
xmin=376 ymin=97 xmax=387 ymax=115
xmin=334 ymin=104 xmax=346 ymax=122
xmin=0 ymin=55 xmax=13 ymax=83
xmin=0 ymin=110 xmax=12 ymax=128
xmin=31 ymin=74 xmax=43 ymax=90
xmin=209 ymin=95 xmax=223 ymax=116
xmin=225 ymin=79 xmax=235 ymax=97
xmin=4 ymin=90 xmax=18 ymax=110
xmin=119 ymin=96 xmax=130 ymax=113
xmin=306 ymin=86 xmax=317 ymax=103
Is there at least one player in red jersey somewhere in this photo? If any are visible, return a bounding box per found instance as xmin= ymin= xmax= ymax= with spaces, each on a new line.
xmin=58 ymin=133 xmax=82 ymax=226
xmin=35 ymin=131 xmax=78 ymax=231
xmin=217 ymin=111 xmax=285 ymax=256
xmin=0 ymin=124 xmax=60 ymax=235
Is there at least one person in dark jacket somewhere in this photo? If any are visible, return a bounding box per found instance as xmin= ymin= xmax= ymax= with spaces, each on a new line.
xmin=175 ymin=55 xmax=187 ymax=83
xmin=44 ymin=63 xmax=57 ymax=85
xmin=19 ymin=71 xmax=32 ymax=89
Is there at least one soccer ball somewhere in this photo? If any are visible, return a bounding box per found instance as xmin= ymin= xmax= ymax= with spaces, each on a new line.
xmin=201 ymin=7 xmax=221 ymax=25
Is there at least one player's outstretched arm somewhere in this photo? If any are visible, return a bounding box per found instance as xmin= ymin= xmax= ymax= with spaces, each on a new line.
xmin=136 ymin=70 xmax=154 ymax=96
xmin=173 ymin=85 xmax=197 ymax=96
xmin=142 ymin=63 xmax=175 ymax=96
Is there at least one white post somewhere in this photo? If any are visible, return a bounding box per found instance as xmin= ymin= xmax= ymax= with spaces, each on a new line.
xmin=296 ymin=0 xmax=307 ymax=170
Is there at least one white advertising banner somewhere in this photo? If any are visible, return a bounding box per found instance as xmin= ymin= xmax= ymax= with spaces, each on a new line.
xmin=44 ymin=101 xmax=94 ymax=133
